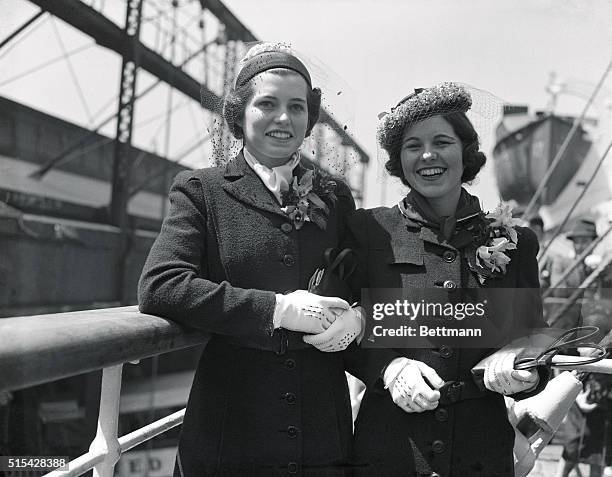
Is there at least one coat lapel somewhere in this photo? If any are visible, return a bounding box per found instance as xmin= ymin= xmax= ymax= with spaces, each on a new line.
xmin=387 ymin=207 xmax=425 ymax=266
xmin=222 ymin=152 xmax=288 ymax=218
xmin=418 ymin=227 xmax=459 ymax=252
xmin=388 ymin=205 xmax=459 ymax=266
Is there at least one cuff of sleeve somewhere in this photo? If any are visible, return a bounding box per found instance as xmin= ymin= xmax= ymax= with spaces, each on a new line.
xmin=253 ymin=290 xmax=278 ymax=338
xmin=273 ymin=294 xmax=284 ymax=331
xmin=355 ymin=306 xmax=366 ymax=344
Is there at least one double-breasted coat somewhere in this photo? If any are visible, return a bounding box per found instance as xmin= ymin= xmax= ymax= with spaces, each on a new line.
xmin=138 ymin=152 xmax=356 ymax=477
xmin=344 ymin=203 xmax=545 ymax=477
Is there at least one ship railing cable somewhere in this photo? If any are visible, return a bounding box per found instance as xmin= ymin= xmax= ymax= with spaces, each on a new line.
xmin=542 ymin=221 xmax=612 ymax=297
xmin=548 ymin=253 xmax=612 ymax=327
xmin=521 ymin=57 xmax=612 ymax=222
xmin=538 ymin=139 xmax=612 ymax=265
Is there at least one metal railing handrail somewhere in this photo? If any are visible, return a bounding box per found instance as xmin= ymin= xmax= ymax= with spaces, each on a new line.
xmin=0 ymin=305 xmax=208 ymax=392
xmin=1 ymin=306 xmax=209 ymax=477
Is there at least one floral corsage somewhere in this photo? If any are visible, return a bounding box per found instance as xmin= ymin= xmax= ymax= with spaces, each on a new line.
xmin=468 ymin=204 xmax=522 ymax=284
xmin=281 ymin=169 xmax=337 ymax=230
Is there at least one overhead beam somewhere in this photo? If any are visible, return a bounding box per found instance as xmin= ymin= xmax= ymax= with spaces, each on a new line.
xmin=28 ymin=0 xmax=220 ymax=111
xmin=28 ymin=0 xmax=369 ymax=162
xmin=197 ymin=0 xmax=257 ymax=41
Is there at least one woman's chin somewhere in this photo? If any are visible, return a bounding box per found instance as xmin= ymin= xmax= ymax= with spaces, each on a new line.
xmin=410 ymin=181 xmax=448 ymax=198
xmin=264 ymin=143 xmax=300 ymax=158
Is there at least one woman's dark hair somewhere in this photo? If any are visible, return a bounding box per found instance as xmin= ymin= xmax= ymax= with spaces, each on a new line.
xmin=223 ymin=68 xmax=321 ymax=139
xmin=384 ymin=111 xmax=486 ymax=186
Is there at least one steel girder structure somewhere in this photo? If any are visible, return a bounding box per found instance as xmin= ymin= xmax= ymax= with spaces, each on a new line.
xmin=26 ymin=0 xmax=369 ymax=197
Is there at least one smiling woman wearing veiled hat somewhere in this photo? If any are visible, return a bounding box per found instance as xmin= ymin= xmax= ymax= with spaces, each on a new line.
xmin=138 ymin=42 xmax=362 ymax=476
xmin=345 ymin=83 xmax=549 ymax=476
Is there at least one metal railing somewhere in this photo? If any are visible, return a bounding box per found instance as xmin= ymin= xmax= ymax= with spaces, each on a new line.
xmin=0 ymin=306 xmax=209 ymax=477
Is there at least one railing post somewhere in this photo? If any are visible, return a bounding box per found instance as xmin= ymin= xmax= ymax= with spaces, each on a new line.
xmin=90 ymin=365 xmax=123 ymax=477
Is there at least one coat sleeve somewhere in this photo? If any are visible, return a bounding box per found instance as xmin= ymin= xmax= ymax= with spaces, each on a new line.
xmin=504 ymin=226 xmax=550 ymax=400
xmin=516 ymin=226 xmax=546 ymax=329
xmin=138 ymin=170 xmax=277 ymax=338
xmin=341 ymin=209 xmax=404 ymax=390
xmin=334 ymin=178 xmax=357 ymax=244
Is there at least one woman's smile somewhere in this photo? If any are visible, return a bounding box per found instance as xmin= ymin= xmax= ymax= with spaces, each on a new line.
xmin=416 ymin=166 xmax=447 ymax=179
xmin=266 ymin=129 xmax=294 ymax=140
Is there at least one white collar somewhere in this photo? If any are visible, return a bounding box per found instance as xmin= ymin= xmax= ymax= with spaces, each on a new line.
xmin=243 ymin=147 xmax=300 ymax=204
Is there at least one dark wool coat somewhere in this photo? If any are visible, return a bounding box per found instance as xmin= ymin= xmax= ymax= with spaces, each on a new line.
xmin=138 ymin=152 xmax=356 ymax=477
xmin=344 ymin=205 xmax=546 ymax=477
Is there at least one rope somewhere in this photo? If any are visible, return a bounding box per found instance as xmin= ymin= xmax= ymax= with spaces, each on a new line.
xmin=50 ymin=18 xmax=95 ymax=126
xmin=521 ymin=57 xmax=612 ymax=221
xmin=0 ymin=42 xmax=95 ymax=88
xmin=542 ymin=222 xmax=612 ymax=296
xmin=30 ymin=39 xmax=216 ymax=179
xmin=0 ymin=10 xmax=45 ymax=52
xmin=539 ymin=140 xmax=612 ymax=260
xmin=548 ymin=254 xmax=612 ymax=327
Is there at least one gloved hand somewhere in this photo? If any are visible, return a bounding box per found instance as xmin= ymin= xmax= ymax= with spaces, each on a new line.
xmin=274 ymin=290 xmax=349 ymax=334
xmin=384 ymin=357 xmax=444 ymax=413
xmin=576 ymin=386 xmax=598 ymax=413
xmin=483 ymin=352 xmax=539 ymax=396
xmin=302 ymin=306 xmax=364 ymax=352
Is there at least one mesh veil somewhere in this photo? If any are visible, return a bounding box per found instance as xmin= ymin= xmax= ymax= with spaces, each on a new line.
xmin=199 ymin=41 xmax=359 ymax=177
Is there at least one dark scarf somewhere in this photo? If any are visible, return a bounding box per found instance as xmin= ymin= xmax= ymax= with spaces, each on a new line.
xmin=404 ymin=188 xmax=485 ymax=248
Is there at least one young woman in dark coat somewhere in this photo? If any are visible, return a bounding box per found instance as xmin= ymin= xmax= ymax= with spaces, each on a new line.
xmin=138 ymin=43 xmax=362 ymax=477
xmin=347 ymin=83 xmax=548 ymax=477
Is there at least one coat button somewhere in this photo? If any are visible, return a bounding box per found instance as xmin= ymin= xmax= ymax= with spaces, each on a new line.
xmin=287 ymin=462 xmax=299 ymax=474
xmin=432 ymin=440 xmax=445 ymax=454
xmin=284 ymin=358 xmax=296 ymax=369
xmin=283 ymin=254 xmax=295 ymax=267
xmin=439 ymin=346 xmax=453 ymax=358
xmin=281 ymin=223 xmax=293 ymax=233
xmin=442 ymin=250 xmax=456 ymax=263
xmin=434 ymin=408 xmax=448 ymax=422
xmin=283 ymin=392 xmax=297 ymax=404
xmin=287 ymin=425 xmax=299 ymax=438
xmin=443 ymin=280 xmax=457 ymax=289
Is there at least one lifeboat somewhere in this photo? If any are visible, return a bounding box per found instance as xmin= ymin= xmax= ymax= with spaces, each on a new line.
xmin=493 ymin=109 xmax=592 ymax=206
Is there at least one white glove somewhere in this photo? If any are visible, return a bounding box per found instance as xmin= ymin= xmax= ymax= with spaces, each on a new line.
xmin=483 ymin=352 xmax=539 ymax=396
xmin=274 ymin=290 xmax=349 ymax=334
xmin=302 ymin=306 xmax=364 ymax=352
xmin=384 ymin=357 xmax=444 ymax=413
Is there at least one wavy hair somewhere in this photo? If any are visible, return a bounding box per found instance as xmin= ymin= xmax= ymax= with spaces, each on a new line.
xmin=384 ymin=111 xmax=486 ymax=186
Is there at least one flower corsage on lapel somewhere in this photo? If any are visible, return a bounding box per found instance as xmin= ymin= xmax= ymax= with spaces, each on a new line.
xmin=281 ymin=169 xmax=337 ymax=230
xmin=468 ymin=204 xmax=522 ymax=284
